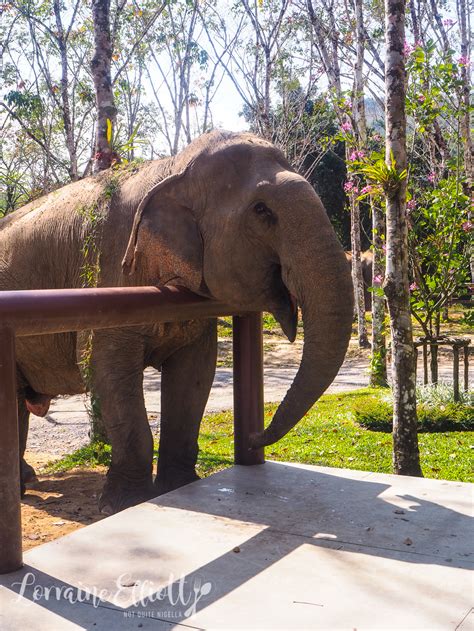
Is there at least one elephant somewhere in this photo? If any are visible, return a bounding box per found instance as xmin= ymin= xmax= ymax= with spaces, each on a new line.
xmin=0 ymin=130 xmax=354 ymax=514
xmin=345 ymin=250 xmax=373 ymax=311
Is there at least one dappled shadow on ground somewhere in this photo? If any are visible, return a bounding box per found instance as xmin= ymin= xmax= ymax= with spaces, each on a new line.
xmin=21 ymin=468 xmax=105 ymax=550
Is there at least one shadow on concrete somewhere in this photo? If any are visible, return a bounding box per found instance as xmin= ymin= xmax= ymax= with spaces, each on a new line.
xmin=3 ymin=463 xmax=472 ymax=628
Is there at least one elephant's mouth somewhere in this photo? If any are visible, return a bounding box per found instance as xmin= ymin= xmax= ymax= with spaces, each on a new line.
xmin=270 ymin=265 xmax=298 ymax=343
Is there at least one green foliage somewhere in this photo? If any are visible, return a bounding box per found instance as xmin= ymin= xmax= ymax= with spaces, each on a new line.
xmin=5 ymin=90 xmax=43 ymax=118
xmin=408 ymin=177 xmax=471 ymax=338
xmin=461 ymin=309 xmax=474 ymax=327
xmin=103 ymin=175 xmax=120 ymax=200
xmin=357 ymin=150 xmax=407 ymax=196
xmin=369 ymin=348 xmax=388 ymax=386
xmin=47 ymin=442 xmax=112 ymax=473
xmin=406 ymin=42 xmax=469 ymax=138
xmin=78 ymin=202 xmax=104 ymax=288
xmin=354 ymin=398 xmax=473 ymax=433
xmin=416 ymin=382 xmax=474 ymax=407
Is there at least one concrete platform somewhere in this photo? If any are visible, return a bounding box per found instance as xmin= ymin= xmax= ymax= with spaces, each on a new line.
xmin=1 ymin=462 xmax=473 ymax=630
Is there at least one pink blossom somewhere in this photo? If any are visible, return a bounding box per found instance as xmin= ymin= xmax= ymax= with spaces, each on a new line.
xmin=418 ymin=94 xmax=426 ymax=102
xmin=407 ymin=199 xmax=416 ymax=210
xmin=428 ymin=172 xmax=436 ymax=183
xmin=361 ymin=185 xmax=372 ymax=195
xmin=344 ymin=181 xmax=359 ymax=193
xmin=409 ymin=282 xmax=418 ymax=291
xmin=462 ymin=220 xmax=473 ymax=232
xmin=458 ymin=55 xmax=470 ymax=66
xmin=403 ymin=41 xmax=415 ymax=55
xmin=341 ymin=121 xmax=352 ymax=132
xmin=372 ymin=133 xmax=382 ymax=142
xmin=373 ymin=275 xmax=383 ymax=285
xmin=349 ymin=150 xmax=365 ymax=161
xmin=344 ymin=99 xmax=352 ymax=110
xmin=443 ymin=18 xmax=455 ymax=26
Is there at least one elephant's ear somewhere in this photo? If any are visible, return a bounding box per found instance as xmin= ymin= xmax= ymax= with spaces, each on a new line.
xmin=122 ymin=170 xmax=203 ymax=291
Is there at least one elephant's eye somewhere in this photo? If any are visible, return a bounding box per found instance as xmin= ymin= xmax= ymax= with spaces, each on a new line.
xmin=253 ymin=202 xmax=276 ymax=225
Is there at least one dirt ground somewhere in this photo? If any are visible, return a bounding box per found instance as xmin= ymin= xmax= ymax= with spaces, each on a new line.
xmin=21 ymin=453 xmax=106 ymax=551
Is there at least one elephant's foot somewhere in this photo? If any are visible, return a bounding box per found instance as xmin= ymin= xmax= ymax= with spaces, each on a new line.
xmin=99 ymin=470 xmax=155 ymax=515
xmin=21 ymin=459 xmax=38 ymax=484
xmin=154 ymin=467 xmax=200 ymax=496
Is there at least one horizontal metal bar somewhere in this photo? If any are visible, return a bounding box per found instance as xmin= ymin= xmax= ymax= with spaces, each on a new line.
xmin=0 ymin=287 xmax=249 ymax=337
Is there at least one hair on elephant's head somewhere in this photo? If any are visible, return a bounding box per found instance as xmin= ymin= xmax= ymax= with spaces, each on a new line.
xmin=122 ymin=130 xmax=354 ymax=449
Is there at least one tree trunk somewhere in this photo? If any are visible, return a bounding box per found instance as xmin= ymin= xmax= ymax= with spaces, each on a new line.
xmin=370 ymin=201 xmax=388 ymax=386
xmin=53 ymin=0 xmax=78 ymax=181
xmin=91 ymin=0 xmax=118 ymax=172
xmin=351 ymin=0 xmax=370 ymax=350
xmin=457 ymin=0 xmax=474 ymax=285
xmin=383 ymin=0 xmax=422 ymax=476
xmin=351 ymin=193 xmax=370 ymax=348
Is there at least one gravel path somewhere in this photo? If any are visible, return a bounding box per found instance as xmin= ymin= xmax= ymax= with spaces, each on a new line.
xmin=25 ymin=351 xmax=468 ymax=457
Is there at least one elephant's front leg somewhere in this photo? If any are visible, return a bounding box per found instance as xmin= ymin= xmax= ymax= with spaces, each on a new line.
xmin=90 ymin=331 xmax=155 ymax=514
xmin=156 ymin=320 xmax=217 ymax=495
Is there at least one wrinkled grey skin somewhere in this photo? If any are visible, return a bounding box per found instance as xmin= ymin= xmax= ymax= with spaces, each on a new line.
xmin=0 ymin=131 xmax=354 ymax=514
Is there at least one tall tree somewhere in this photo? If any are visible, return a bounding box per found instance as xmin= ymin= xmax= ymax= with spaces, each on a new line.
xmin=383 ymin=0 xmax=422 ymax=476
xmin=91 ymin=0 xmax=117 ymax=171
xmin=457 ymin=0 xmax=473 ymax=283
xmin=306 ymin=0 xmax=370 ymax=349
xmin=351 ymin=0 xmax=370 ymax=349
xmin=353 ymin=0 xmax=386 ymax=384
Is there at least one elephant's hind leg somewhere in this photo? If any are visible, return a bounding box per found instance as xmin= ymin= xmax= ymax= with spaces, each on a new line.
xmin=155 ymin=320 xmax=217 ymax=495
xmin=18 ymin=392 xmax=38 ymax=494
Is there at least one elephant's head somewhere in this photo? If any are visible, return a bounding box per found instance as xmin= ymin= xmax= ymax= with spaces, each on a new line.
xmin=122 ymin=130 xmax=354 ymax=448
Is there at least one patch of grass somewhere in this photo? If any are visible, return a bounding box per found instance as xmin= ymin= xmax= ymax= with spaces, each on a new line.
xmin=47 ymin=442 xmax=112 ymax=472
xmin=199 ymin=388 xmax=473 ymax=483
xmin=47 ymin=388 xmax=474 ymax=483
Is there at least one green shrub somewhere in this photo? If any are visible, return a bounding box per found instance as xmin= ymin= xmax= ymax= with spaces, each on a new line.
xmin=417 ymin=382 xmax=474 ymax=407
xmin=354 ymin=398 xmax=474 ymax=432
xmin=461 ymin=308 xmax=474 ymax=327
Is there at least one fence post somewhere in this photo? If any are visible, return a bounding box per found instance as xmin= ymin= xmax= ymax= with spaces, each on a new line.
xmin=464 ymin=343 xmax=470 ymax=392
xmin=0 ymin=326 xmax=22 ymax=574
xmin=453 ymin=344 xmax=460 ymax=402
xmin=233 ymin=313 xmax=265 ymax=465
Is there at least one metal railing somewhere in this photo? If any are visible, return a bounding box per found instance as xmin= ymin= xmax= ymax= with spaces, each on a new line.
xmin=0 ymin=286 xmax=265 ymax=574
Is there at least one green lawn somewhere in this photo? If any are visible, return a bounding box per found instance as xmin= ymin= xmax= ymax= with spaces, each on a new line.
xmin=47 ymin=388 xmax=473 ymax=483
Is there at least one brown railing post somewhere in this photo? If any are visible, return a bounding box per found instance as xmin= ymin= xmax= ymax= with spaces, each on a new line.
xmin=0 ymin=326 xmax=22 ymax=573
xmin=233 ymin=313 xmax=265 ymax=465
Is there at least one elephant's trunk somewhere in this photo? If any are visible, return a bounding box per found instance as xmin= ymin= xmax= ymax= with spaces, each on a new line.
xmin=250 ymin=184 xmax=354 ymax=449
